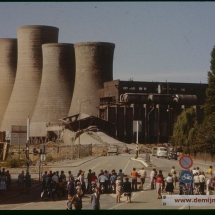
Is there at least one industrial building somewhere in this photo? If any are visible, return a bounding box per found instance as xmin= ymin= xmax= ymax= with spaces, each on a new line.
xmin=0 ymin=24 xmax=209 ymax=146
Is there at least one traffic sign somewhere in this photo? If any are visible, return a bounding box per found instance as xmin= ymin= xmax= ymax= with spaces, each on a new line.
xmin=178 ymin=155 xmax=193 ymax=169
xmin=180 ymin=170 xmax=193 ymax=184
xmin=40 ymin=154 xmax=46 ymax=161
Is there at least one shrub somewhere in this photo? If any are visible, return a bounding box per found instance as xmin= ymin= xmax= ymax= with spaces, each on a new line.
xmin=45 ymin=154 xmax=53 ymax=162
xmin=6 ymin=157 xmax=21 ymax=168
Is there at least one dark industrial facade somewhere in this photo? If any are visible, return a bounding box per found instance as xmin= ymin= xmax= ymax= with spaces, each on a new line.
xmin=97 ymin=80 xmax=208 ymax=144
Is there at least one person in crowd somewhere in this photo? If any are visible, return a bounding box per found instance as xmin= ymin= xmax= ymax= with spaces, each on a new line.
xmin=67 ymin=176 xmax=75 ymax=198
xmin=78 ymin=171 xmax=86 ymax=195
xmin=66 ymin=195 xmax=73 ymax=210
xmin=98 ymin=171 xmax=108 ymax=193
xmin=193 ymin=172 xmax=200 ymax=187
xmin=0 ymin=170 xmax=6 ymax=194
xmin=206 ymin=177 xmax=214 ymax=195
xmin=150 ymin=168 xmax=156 ymax=189
xmin=170 ymin=166 xmax=178 ymax=189
xmin=158 ymin=170 xmax=165 ymax=192
xmin=138 ymin=167 xmax=147 ymax=191
xmin=72 ymin=189 xmax=83 ymax=210
xmin=24 ymin=171 xmax=31 ymax=194
xmin=116 ymin=177 xmax=123 ymax=203
xmin=130 ymin=167 xmax=138 ymax=191
xmin=104 ymin=170 xmax=110 ymax=192
xmin=206 ymin=165 xmax=213 ymax=176
xmin=86 ymin=169 xmax=92 ymax=193
xmin=110 ymin=171 xmax=117 ymax=193
xmin=165 ymin=173 xmax=174 ymax=195
xmin=91 ymin=187 xmax=100 ymax=210
xmin=77 ymin=170 xmax=82 ymax=178
xmin=117 ymin=169 xmax=124 ymax=183
xmin=156 ymin=173 xmax=163 ymax=199
xmin=123 ymin=177 xmax=132 ymax=203
xmin=199 ymin=171 xmax=206 ymax=194
xmin=17 ymin=170 xmax=25 ymax=192
xmin=5 ymin=170 xmax=11 ymax=191
xmin=68 ymin=170 xmax=74 ymax=181
xmin=45 ymin=172 xmax=54 ymax=200
xmin=41 ymin=171 xmax=47 ymax=191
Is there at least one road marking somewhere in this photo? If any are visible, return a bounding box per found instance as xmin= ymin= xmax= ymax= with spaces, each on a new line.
xmin=123 ymin=159 xmax=130 ymax=172
xmin=91 ymin=162 xmax=101 ymax=170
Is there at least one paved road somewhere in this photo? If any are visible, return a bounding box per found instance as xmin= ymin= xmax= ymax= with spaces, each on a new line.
xmin=1 ymin=153 xmax=215 ymax=210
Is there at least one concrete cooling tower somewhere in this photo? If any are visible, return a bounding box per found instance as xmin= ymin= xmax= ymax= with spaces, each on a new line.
xmin=0 ymin=39 xmax=17 ymax=126
xmin=1 ymin=25 xmax=59 ymax=131
xmin=68 ymin=42 xmax=115 ymax=117
xmin=30 ymin=43 xmax=75 ymax=137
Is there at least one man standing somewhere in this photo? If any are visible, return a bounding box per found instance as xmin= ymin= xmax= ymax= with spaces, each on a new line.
xmin=130 ymin=167 xmax=138 ymax=191
xmin=91 ymin=187 xmax=100 ymax=210
xmin=138 ymin=167 xmax=147 ymax=190
xmin=86 ymin=169 xmax=92 ymax=193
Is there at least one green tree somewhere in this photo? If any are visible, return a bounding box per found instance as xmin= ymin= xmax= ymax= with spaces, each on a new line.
xmin=204 ymin=46 xmax=215 ymax=116
xmin=170 ymin=107 xmax=197 ymax=154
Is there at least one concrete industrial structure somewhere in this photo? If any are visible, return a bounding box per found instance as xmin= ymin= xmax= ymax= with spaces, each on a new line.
xmin=0 ymin=24 xmax=210 ymax=146
xmin=0 ymin=39 xmax=17 ymax=126
xmin=68 ymin=42 xmax=115 ymax=117
xmin=97 ymin=80 xmax=207 ymax=144
xmin=1 ymin=25 xmax=59 ymax=131
xmin=30 ymin=43 xmax=75 ymax=139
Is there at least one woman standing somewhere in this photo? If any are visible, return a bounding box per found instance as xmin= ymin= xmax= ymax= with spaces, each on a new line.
xmin=165 ymin=173 xmax=174 ymax=195
xmin=170 ymin=166 xmax=177 ymax=189
xmin=156 ymin=173 xmax=163 ymax=199
xmin=116 ymin=176 xmax=123 ymax=203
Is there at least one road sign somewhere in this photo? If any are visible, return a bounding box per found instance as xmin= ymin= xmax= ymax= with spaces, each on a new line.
xmin=178 ymin=155 xmax=193 ymax=169
xmin=40 ymin=154 xmax=46 ymax=161
xmin=180 ymin=170 xmax=193 ymax=184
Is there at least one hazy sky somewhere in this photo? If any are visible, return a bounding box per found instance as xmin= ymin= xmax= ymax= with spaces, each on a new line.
xmin=1 ymin=2 xmax=215 ymax=84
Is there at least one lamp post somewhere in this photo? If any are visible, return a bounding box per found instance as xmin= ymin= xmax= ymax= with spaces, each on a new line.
xmin=26 ymin=117 xmax=30 ymax=173
xmin=78 ymin=99 xmax=91 ymax=158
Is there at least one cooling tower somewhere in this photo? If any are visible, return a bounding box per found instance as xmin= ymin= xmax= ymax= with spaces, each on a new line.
xmin=30 ymin=43 xmax=75 ymax=137
xmin=68 ymin=42 xmax=115 ymax=117
xmin=1 ymin=25 xmax=59 ymax=131
xmin=0 ymin=39 xmax=17 ymax=126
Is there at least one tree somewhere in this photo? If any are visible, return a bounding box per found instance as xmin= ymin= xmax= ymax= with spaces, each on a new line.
xmin=170 ymin=107 xmax=197 ymax=154
xmin=204 ymin=46 xmax=215 ymax=116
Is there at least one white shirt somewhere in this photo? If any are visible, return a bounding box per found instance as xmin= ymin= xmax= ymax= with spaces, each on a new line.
xmin=98 ymin=174 xmax=108 ymax=183
xmin=199 ymin=174 xmax=205 ymax=183
xmin=166 ymin=176 xmax=173 ymax=183
xmin=138 ymin=169 xmax=147 ymax=178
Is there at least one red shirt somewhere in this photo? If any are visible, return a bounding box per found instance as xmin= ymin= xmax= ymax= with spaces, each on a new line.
xmin=156 ymin=176 xmax=163 ymax=184
xmin=91 ymin=175 xmax=98 ymax=182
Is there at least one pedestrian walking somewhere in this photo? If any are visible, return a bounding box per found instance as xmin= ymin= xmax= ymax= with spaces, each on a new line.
xmin=72 ymin=189 xmax=83 ymax=210
xmin=156 ymin=173 xmax=163 ymax=199
xmin=116 ymin=177 xmax=123 ymax=203
xmin=66 ymin=195 xmax=73 ymax=210
xmin=17 ymin=170 xmax=25 ymax=192
xmin=130 ymin=167 xmax=138 ymax=191
xmin=150 ymin=168 xmax=156 ymax=189
xmin=24 ymin=171 xmax=31 ymax=194
xmin=199 ymin=171 xmax=206 ymax=194
xmin=91 ymin=187 xmax=100 ymax=210
xmin=165 ymin=173 xmax=174 ymax=195
xmin=123 ymin=177 xmax=132 ymax=203
xmin=86 ymin=169 xmax=92 ymax=193
xmin=138 ymin=167 xmax=147 ymax=190
xmin=5 ymin=170 xmax=11 ymax=190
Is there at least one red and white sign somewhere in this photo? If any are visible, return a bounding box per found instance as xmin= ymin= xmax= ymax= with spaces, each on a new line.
xmin=179 ymin=155 xmax=193 ymax=169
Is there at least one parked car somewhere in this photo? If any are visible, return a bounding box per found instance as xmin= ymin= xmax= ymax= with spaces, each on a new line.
xmin=167 ymin=151 xmax=178 ymax=160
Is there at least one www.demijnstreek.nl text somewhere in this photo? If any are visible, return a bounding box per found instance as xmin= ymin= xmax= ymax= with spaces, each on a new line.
xmin=162 ymin=195 xmax=215 ymax=206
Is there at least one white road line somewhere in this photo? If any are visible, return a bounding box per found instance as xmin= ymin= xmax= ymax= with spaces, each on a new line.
xmin=123 ymin=159 xmax=130 ymax=172
xmin=91 ymin=162 xmax=101 ymax=170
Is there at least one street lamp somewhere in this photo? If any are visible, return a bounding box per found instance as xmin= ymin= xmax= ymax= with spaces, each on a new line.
xmin=78 ymin=99 xmax=91 ymax=158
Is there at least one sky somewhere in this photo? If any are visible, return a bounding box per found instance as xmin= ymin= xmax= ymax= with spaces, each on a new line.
xmin=0 ymin=2 xmax=215 ymax=84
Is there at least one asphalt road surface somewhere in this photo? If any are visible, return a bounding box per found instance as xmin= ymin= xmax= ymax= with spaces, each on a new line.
xmin=1 ymin=153 xmax=215 ymax=210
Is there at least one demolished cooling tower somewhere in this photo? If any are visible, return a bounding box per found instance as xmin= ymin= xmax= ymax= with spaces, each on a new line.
xmin=1 ymin=25 xmax=59 ymax=131
xmin=68 ymin=42 xmax=115 ymax=117
xmin=0 ymin=39 xmax=17 ymax=126
xmin=30 ymin=43 xmax=75 ymax=137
